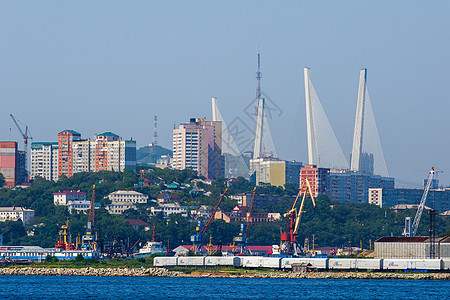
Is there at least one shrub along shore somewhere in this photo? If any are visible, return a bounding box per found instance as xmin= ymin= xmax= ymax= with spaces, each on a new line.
xmin=0 ymin=267 xmax=449 ymax=280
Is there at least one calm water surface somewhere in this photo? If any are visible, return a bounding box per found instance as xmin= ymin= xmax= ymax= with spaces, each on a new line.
xmin=0 ymin=275 xmax=448 ymax=299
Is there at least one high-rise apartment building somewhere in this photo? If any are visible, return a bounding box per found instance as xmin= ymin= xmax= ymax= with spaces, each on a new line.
xmin=71 ymin=132 xmax=136 ymax=174
xmin=0 ymin=142 xmax=26 ymax=186
xmin=30 ymin=142 xmax=58 ymax=181
xmin=172 ymin=118 xmax=221 ymax=179
xmin=300 ymin=164 xmax=331 ymax=197
xmin=33 ymin=130 xmax=136 ymax=180
xmin=250 ymin=158 xmax=302 ymax=187
xmin=58 ymin=130 xmax=81 ymax=178
xmin=330 ymin=170 xmax=394 ymax=203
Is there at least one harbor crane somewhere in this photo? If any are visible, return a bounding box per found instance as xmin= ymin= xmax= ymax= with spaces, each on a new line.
xmin=404 ymin=167 xmax=436 ymax=237
xmin=280 ymin=178 xmax=316 ymax=256
xmin=234 ymin=187 xmax=257 ymax=254
xmin=191 ymin=188 xmax=228 ymax=253
xmin=82 ymin=185 xmax=97 ymax=250
xmin=9 ymin=114 xmax=32 ymax=174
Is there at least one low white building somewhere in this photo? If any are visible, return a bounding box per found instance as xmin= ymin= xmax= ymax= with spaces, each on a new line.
xmin=104 ymin=190 xmax=148 ymax=215
xmin=106 ymin=202 xmax=136 ymax=215
xmin=53 ymin=190 xmax=87 ymax=205
xmin=151 ymin=203 xmax=188 ymax=217
xmin=107 ymin=190 xmax=148 ymax=204
xmin=0 ymin=207 xmax=35 ymax=225
xmin=53 ymin=190 xmax=92 ymax=213
xmin=67 ymin=200 xmax=92 ymax=214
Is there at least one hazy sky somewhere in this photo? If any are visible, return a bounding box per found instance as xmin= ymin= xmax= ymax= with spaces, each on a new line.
xmin=1 ymin=1 xmax=449 ymax=187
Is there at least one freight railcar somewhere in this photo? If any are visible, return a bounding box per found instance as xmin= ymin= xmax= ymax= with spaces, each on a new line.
xmin=382 ymin=259 xmax=442 ymax=270
xmin=153 ymin=256 xmax=177 ymax=267
xmin=205 ymin=256 xmax=241 ymax=267
xmin=281 ymin=258 xmax=328 ymax=270
xmin=241 ymin=257 xmax=281 ymax=269
xmin=153 ymin=256 xmax=448 ymax=271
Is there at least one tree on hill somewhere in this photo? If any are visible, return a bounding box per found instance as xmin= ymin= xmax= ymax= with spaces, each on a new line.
xmin=0 ymin=173 xmax=5 ymax=187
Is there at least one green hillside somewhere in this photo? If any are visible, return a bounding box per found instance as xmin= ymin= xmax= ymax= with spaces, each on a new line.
xmin=136 ymin=145 xmax=172 ymax=165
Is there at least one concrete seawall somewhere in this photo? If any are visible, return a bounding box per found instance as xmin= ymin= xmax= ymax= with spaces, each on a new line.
xmin=0 ymin=267 xmax=449 ymax=279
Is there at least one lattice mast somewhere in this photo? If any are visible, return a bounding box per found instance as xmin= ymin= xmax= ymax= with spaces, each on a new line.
xmin=253 ymin=52 xmax=264 ymax=159
xmin=153 ymin=116 xmax=158 ymax=146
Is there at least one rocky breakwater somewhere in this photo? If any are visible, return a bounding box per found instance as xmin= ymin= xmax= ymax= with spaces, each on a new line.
xmin=0 ymin=267 xmax=186 ymax=277
xmin=244 ymin=272 xmax=450 ymax=280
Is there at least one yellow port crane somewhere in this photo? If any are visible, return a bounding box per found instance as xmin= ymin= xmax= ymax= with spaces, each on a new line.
xmin=280 ymin=178 xmax=316 ymax=256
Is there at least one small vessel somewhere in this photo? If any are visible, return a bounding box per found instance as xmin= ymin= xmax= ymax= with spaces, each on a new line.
xmin=134 ymin=226 xmax=167 ymax=257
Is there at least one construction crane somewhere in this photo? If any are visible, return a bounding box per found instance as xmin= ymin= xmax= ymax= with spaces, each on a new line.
xmin=407 ymin=167 xmax=436 ymax=237
xmin=280 ymin=178 xmax=316 ymax=256
xmin=82 ymin=185 xmax=97 ymax=250
xmin=234 ymin=187 xmax=256 ymax=254
xmin=9 ymin=114 xmax=32 ymax=174
xmin=191 ymin=188 xmax=228 ymax=253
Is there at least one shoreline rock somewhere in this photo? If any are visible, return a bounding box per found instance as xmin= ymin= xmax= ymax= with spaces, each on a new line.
xmin=0 ymin=267 xmax=448 ymax=280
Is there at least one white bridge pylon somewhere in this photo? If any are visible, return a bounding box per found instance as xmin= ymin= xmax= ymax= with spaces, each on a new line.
xmin=351 ymin=69 xmax=389 ymax=177
xmin=304 ymin=68 xmax=349 ymax=169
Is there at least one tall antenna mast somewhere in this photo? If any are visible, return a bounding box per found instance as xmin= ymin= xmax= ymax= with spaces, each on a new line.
xmin=153 ymin=116 xmax=158 ymax=146
xmin=253 ymin=51 xmax=264 ymax=159
xmin=256 ymin=51 xmax=262 ymax=100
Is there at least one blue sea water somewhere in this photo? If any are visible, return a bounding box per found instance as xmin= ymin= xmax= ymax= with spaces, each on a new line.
xmin=0 ymin=275 xmax=448 ymax=299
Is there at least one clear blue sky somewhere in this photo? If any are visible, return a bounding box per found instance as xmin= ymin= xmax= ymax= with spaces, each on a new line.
xmin=1 ymin=1 xmax=449 ymax=187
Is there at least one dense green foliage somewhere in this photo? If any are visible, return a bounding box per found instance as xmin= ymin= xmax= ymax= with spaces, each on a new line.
xmin=0 ymin=173 xmax=5 ymax=187
xmin=0 ymin=167 xmax=448 ymax=252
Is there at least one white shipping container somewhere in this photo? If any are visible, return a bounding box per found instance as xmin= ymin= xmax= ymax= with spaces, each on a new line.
xmin=259 ymin=257 xmax=281 ymax=269
xmin=241 ymin=256 xmax=280 ymax=268
xmin=383 ymin=259 xmax=409 ymax=270
xmin=241 ymin=256 xmax=261 ymax=268
xmin=407 ymin=259 xmax=442 ymax=270
xmin=281 ymin=258 xmax=328 ymax=269
xmin=329 ymin=258 xmax=357 ymax=270
xmin=205 ymin=256 xmax=239 ymax=267
xmin=443 ymin=259 xmax=450 ymax=270
xmin=355 ymin=259 xmax=382 ymax=270
xmin=153 ymin=256 xmax=178 ymax=267
xmin=177 ymin=256 xmax=205 ymax=266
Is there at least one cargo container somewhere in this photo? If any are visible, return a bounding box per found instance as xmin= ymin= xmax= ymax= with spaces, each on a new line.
xmin=281 ymin=258 xmax=328 ymax=270
xmin=241 ymin=256 xmax=281 ymax=269
xmin=153 ymin=256 xmax=178 ymax=267
xmin=204 ymin=256 xmax=240 ymax=267
xmin=407 ymin=259 xmax=442 ymax=270
xmin=355 ymin=259 xmax=383 ymax=270
xmin=177 ymin=256 xmax=205 ymax=266
xmin=443 ymin=259 xmax=450 ymax=270
xmin=329 ymin=258 xmax=357 ymax=270
xmin=382 ymin=259 xmax=409 ymax=270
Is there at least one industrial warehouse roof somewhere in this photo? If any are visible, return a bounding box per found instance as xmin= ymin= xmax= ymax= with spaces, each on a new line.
xmin=375 ymin=236 xmax=447 ymax=243
xmin=375 ymin=237 xmax=429 ymax=243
